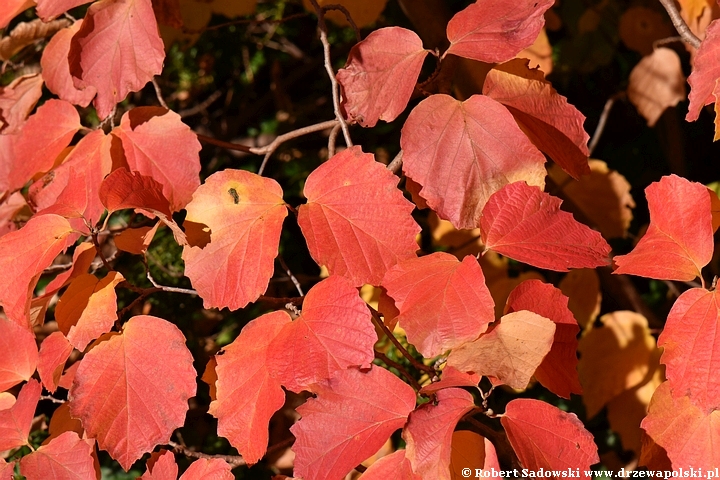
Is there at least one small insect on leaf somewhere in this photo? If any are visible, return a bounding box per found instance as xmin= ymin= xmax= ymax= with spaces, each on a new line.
xmin=228 ymin=188 xmax=240 ymax=204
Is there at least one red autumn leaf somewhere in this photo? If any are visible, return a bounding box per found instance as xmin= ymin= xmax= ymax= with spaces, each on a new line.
xmin=0 ymin=318 xmax=38 ymax=392
xmin=68 ymin=316 xmax=197 ymax=470
xmin=419 ymin=366 xmax=480 ymax=395
xmin=382 ymin=253 xmax=494 ymax=358
xmin=55 ymin=272 xmax=125 ymax=351
xmin=686 ymin=19 xmax=720 ymax=129
xmin=209 ymin=311 xmax=289 ymax=465
xmin=113 ymin=108 xmax=201 ymax=211
xmin=140 ymin=450 xmax=177 ymax=480
xmin=99 ymin=168 xmax=171 ymax=217
xmin=41 ymin=20 xmax=96 ymax=107
xmin=36 ymin=0 xmax=93 ymax=21
xmin=360 ymin=450 xmax=419 ymax=480
xmin=290 ymin=366 xmax=416 ymax=480
xmin=614 ymin=175 xmax=713 ymax=281
xmin=68 ymin=0 xmax=165 ymax=119
xmin=44 ymin=242 xmax=96 ymax=294
xmin=0 ymin=73 xmax=43 ymax=134
xmin=658 ymin=287 xmax=720 ymax=411
xmin=179 ymin=458 xmax=233 ymax=480
xmin=641 ymin=381 xmax=720 ymax=468
xmin=30 ymin=129 xmax=115 ymax=224
xmin=297 ymin=146 xmax=419 ymax=286
xmin=267 ymin=276 xmax=377 ymax=392
xmin=400 ymin=94 xmax=546 ymax=229
xmin=19 ymin=431 xmax=95 ymax=480
xmin=0 ymin=214 xmax=74 ymax=326
xmin=0 ymin=0 xmax=33 ymax=29
xmin=403 ymin=388 xmax=476 ymax=480
xmin=447 ymin=311 xmax=555 ymax=389
xmin=0 ymin=379 xmax=41 ymax=450
xmin=37 ymin=331 xmax=73 ymax=393
xmin=7 ymin=99 xmax=80 ymax=193
xmin=114 ymin=223 xmax=160 ymax=255
xmin=505 ymin=279 xmax=582 ymax=398
xmin=480 ymin=182 xmax=611 ymax=271
xmin=0 ymin=192 xmax=27 ymax=237
xmin=445 ymin=0 xmax=554 ymax=63
xmin=501 ymin=398 xmax=599 ymax=469
xmin=483 ymin=60 xmax=590 ymax=179
xmin=0 ymin=459 xmax=13 ymax=480
xmin=182 ymin=169 xmax=287 ymax=310
xmin=336 ymin=27 xmax=428 ymax=127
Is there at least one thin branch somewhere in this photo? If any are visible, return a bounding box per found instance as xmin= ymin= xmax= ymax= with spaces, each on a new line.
xmin=179 ymin=90 xmax=222 ymax=118
xmin=658 ymin=0 xmax=701 ymax=49
xmin=151 ymin=77 xmax=169 ymax=109
xmin=146 ymin=270 xmax=198 ymax=296
xmin=321 ymin=4 xmax=361 ymax=41
xmin=40 ymin=395 xmax=65 ymax=404
xmin=588 ymin=93 xmax=624 ymax=156
xmin=168 ymin=441 xmax=246 ymax=468
xmin=91 ymin=230 xmax=112 ymax=272
xmin=256 ymin=119 xmax=338 ymax=174
xmin=116 ymin=288 xmax=160 ymax=320
xmin=278 ymin=256 xmax=304 ymax=296
xmin=308 ymin=0 xmax=353 ymax=148
xmin=197 ymin=134 xmax=254 ymax=153
xmin=368 ymin=305 xmax=436 ymax=377
xmin=653 ymin=35 xmax=683 ymax=48
xmin=374 ymin=350 xmax=422 ymax=392
xmin=387 ymin=150 xmax=403 ymax=174
xmin=327 ymin=122 xmax=341 ymax=158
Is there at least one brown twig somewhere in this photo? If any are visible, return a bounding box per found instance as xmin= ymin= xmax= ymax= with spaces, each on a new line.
xmin=374 ymin=350 xmax=423 ymax=392
xmin=328 ymin=122 xmax=341 ymax=157
xmin=387 ymin=150 xmax=403 ymax=174
xmin=91 ymin=230 xmax=112 ymax=272
xmin=308 ymin=0 xmax=353 ymax=148
xmin=179 ymin=90 xmax=222 ymax=118
xmin=321 ymin=4 xmax=361 ymax=41
xmin=588 ymin=93 xmax=624 ymax=156
xmin=197 ymin=134 xmax=254 ymax=153
xmin=368 ymin=306 xmax=436 ymax=377
xmin=658 ymin=0 xmax=701 ymax=49
xmin=116 ymin=288 xmax=160 ymax=320
xmin=257 ymin=119 xmax=339 ymax=174
xmin=151 ymin=77 xmax=169 ymax=109
xmin=168 ymin=440 xmax=246 ymax=468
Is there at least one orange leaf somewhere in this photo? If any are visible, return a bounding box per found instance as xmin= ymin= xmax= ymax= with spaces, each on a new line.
xmin=114 ymin=224 xmax=160 ymax=255
xmin=298 ymin=146 xmax=419 ymax=286
xmin=447 ymin=311 xmax=555 ymax=390
xmin=68 ymin=0 xmax=165 ymax=118
xmin=182 ymin=169 xmax=287 ymax=310
xmin=0 ymin=379 xmax=41 ymax=451
xmin=68 ymin=316 xmax=197 ymax=470
xmin=401 ymin=94 xmax=546 ymax=229
xmin=37 ymin=331 xmax=73 ymax=393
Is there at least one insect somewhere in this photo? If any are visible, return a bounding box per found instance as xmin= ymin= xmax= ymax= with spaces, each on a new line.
xmin=228 ymin=188 xmax=240 ymax=204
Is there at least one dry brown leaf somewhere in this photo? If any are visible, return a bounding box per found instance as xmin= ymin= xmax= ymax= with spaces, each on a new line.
xmin=450 ymin=430 xmax=499 ymax=476
xmin=0 ymin=18 xmax=69 ymax=61
xmin=549 ymin=159 xmax=635 ymax=239
xmin=578 ymin=311 xmax=658 ymax=418
xmin=618 ymin=7 xmax=675 ymax=56
xmin=302 ymin=0 xmax=388 ymax=27
xmin=517 ymin=28 xmax=552 ymax=75
xmin=628 ymin=48 xmax=686 ymax=127
xmin=559 ymin=268 xmax=601 ymax=330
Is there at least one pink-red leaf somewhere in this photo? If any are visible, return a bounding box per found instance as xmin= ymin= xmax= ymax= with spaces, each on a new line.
xmin=0 ymin=318 xmax=38 ymax=392
xmin=505 ymin=280 xmax=582 ymax=398
xmin=501 ymin=398 xmax=599 ymax=469
xmin=7 ymin=99 xmax=80 ymax=193
xmin=0 ymin=214 xmax=73 ymax=327
xmin=267 ymin=276 xmax=376 ymax=392
xmin=483 ymin=60 xmax=590 ymax=179
xmin=641 ymin=381 xmax=720 ymax=469
xmin=209 ymin=311 xmax=290 ymax=465
xmin=68 ymin=316 xmax=197 ymax=470
xmin=403 ymin=388 xmax=475 ymax=480
xmin=445 ymin=0 xmax=554 ymax=63
xmin=382 ymin=253 xmax=494 ymax=357
xmin=658 ymin=287 xmax=720 ymax=411
xmin=140 ymin=450 xmax=177 ymax=480
xmin=0 ymin=379 xmax=41 ymax=450
xmin=99 ymin=168 xmax=171 ymax=217
xmin=182 ymin=169 xmax=287 ymax=310
xmin=400 ymin=94 xmax=546 ymax=229
xmin=36 ymin=0 xmax=94 ymax=21
xmin=290 ymin=367 xmax=416 ymax=480
xmin=447 ymin=311 xmax=555 ymax=389
xmin=179 ymin=458 xmax=233 ymax=480
xmin=113 ymin=108 xmax=201 ymax=211
xmin=480 ymin=182 xmax=611 ymax=271
xmin=68 ymin=0 xmax=165 ymax=119
xmin=298 ymin=146 xmax=419 ymax=286
xmin=0 ymin=73 xmax=43 ymax=134
xmin=686 ymin=19 xmax=720 ymax=125
xmin=0 ymin=459 xmax=13 ymax=480
xmin=337 ymin=27 xmax=428 ymax=127
xmin=360 ymin=450 xmax=419 ymax=480
xmin=419 ymin=366 xmax=480 ymax=395
xmin=37 ymin=331 xmax=73 ymax=393
xmin=41 ymin=20 xmax=96 ymax=107
xmin=614 ymin=174 xmax=713 ymax=281
xmin=19 ymin=431 xmax=95 ymax=480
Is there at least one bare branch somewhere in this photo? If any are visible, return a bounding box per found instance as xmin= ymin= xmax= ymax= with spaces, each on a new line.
xmin=588 ymin=93 xmax=624 ymax=156
xmin=168 ymin=440 xmax=246 ymax=468
xmin=307 ymin=0 xmax=353 ymax=148
xmin=179 ymin=90 xmax=222 ymax=118
xmin=321 ymin=4 xmax=361 ymax=41
xmin=658 ymin=0 xmax=701 ymax=49
xmin=151 ymin=77 xmax=169 ymax=109
xmin=328 ymin=122 xmax=341 ymax=157
xmin=146 ymin=270 xmax=198 ymax=296
xmin=256 ymin=119 xmax=338 ymax=174
xmin=278 ymin=256 xmax=304 ymax=296
xmin=40 ymin=395 xmax=65 ymax=404
xmin=387 ymin=150 xmax=403 ymax=174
